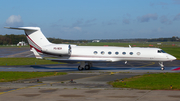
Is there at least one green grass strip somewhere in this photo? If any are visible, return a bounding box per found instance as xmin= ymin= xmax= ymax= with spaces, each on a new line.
xmin=0 ymin=71 xmax=67 ymax=82
xmin=109 ymin=73 xmax=180 ymax=90
xmin=0 ymin=58 xmax=65 ymax=66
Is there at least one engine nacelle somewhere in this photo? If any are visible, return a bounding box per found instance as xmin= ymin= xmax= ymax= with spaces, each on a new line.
xmin=42 ymin=44 xmax=71 ymax=55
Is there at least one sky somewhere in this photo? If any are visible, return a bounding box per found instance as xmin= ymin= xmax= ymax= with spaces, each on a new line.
xmin=0 ymin=0 xmax=180 ymax=40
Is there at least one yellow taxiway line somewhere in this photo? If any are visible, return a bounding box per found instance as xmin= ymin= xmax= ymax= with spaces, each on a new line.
xmin=0 ymin=84 xmax=46 ymax=95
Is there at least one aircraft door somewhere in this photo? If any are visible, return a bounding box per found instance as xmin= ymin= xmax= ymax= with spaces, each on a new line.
xmin=68 ymin=45 xmax=72 ymax=55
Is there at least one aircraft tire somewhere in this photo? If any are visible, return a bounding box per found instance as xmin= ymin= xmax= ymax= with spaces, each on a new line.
xmin=78 ymin=66 xmax=83 ymax=71
xmin=85 ymin=65 xmax=90 ymax=70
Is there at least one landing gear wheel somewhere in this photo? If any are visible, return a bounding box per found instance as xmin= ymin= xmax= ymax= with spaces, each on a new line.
xmin=78 ymin=66 xmax=83 ymax=71
xmin=159 ymin=62 xmax=165 ymax=71
xmin=85 ymin=65 xmax=90 ymax=70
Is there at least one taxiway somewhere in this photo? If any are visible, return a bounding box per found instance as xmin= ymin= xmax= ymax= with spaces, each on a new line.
xmin=0 ymin=47 xmax=180 ymax=101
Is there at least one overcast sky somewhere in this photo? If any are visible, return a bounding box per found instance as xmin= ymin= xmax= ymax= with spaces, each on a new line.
xmin=1 ymin=0 xmax=180 ymax=39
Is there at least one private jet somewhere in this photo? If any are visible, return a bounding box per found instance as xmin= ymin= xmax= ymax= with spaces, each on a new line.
xmin=5 ymin=27 xmax=176 ymax=70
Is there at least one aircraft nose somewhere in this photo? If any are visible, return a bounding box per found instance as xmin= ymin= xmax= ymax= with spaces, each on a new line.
xmin=168 ymin=55 xmax=176 ymax=61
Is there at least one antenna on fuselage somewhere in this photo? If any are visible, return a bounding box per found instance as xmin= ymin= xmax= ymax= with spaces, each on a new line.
xmin=129 ymin=45 xmax=131 ymax=48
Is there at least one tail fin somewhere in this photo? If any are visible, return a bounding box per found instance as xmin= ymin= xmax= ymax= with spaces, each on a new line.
xmin=5 ymin=27 xmax=51 ymax=52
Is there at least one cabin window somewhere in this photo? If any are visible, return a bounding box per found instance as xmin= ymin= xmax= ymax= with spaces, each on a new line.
xmin=108 ymin=51 xmax=112 ymax=55
xmin=94 ymin=51 xmax=98 ymax=54
xmin=122 ymin=52 xmax=126 ymax=55
xmin=137 ymin=52 xmax=141 ymax=55
xmin=101 ymin=51 xmax=105 ymax=55
xmin=115 ymin=52 xmax=119 ymax=55
xmin=130 ymin=52 xmax=133 ymax=55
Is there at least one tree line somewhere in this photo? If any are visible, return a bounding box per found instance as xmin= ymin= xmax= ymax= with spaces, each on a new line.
xmin=0 ymin=34 xmax=27 ymax=45
xmin=0 ymin=34 xmax=88 ymax=45
xmin=0 ymin=34 xmax=179 ymax=45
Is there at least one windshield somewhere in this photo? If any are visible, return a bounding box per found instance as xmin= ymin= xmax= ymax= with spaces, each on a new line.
xmin=157 ymin=50 xmax=166 ymax=53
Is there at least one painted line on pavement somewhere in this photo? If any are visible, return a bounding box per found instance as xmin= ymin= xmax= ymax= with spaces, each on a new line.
xmin=138 ymin=62 xmax=155 ymax=68
xmin=50 ymin=73 xmax=108 ymax=85
xmin=0 ymin=84 xmax=46 ymax=95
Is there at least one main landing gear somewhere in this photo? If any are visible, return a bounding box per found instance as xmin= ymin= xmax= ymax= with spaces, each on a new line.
xmin=78 ymin=62 xmax=92 ymax=71
xmin=159 ymin=62 xmax=165 ymax=70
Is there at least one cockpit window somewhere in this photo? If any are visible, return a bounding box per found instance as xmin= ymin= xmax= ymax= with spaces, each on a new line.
xmin=157 ymin=50 xmax=166 ymax=53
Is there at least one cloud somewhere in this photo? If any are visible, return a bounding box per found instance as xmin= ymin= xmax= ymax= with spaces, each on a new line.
xmin=152 ymin=27 xmax=162 ymax=33
xmin=158 ymin=2 xmax=168 ymax=5
xmin=138 ymin=13 xmax=158 ymax=22
xmin=85 ymin=18 xmax=96 ymax=23
xmin=50 ymin=19 xmax=63 ymax=27
xmin=73 ymin=27 xmax=81 ymax=31
xmin=150 ymin=2 xmax=155 ymax=7
xmin=126 ymin=13 xmax=131 ymax=17
xmin=122 ymin=18 xmax=130 ymax=24
xmin=102 ymin=19 xmax=117 ymax=25
xmin=6 ymin=15 xmax=23 ymax=26
xmin=172 ymin=0 xmax=180 ymax=4
xmin=160 ymin=15 xmax=172 ymax=24
xmin=61 ymin=26 xmax=82 ymax=33
xmin=150 ymin=2 xmax=168 ymax=8
xmin=173 ymin=13 xmax=180 ymax=21
xmin=72 ymin=18 xmax=96 ymax=27
xmin=84 ymin=18 xmax=96 ymax=27
xmin=72 ymin=19 xmax=84 ymax=27
xmin=122 ymin=13 xmax=131 ymax=24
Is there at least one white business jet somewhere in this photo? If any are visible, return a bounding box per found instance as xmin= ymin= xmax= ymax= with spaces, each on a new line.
xmin=5 ymin=27 xmax=176 ymax=70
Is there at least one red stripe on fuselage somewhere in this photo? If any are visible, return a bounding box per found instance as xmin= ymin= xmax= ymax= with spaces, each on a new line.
xmin=29 ymin=44 xmax=42 ymax=53
xmin=25 ymin=32 xmax=42 ymax=51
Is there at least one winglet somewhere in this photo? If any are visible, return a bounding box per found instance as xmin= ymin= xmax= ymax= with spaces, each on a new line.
xmin=31 ymin=48 xmax=43 ymax=59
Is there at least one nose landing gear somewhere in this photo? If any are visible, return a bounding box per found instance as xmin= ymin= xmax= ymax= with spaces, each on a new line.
xmin=159 ymin=62 xmax=165 ymax=70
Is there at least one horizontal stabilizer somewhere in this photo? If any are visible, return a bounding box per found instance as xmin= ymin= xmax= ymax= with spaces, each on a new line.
xmin=4 ymin=27 xmax=40 ymax=31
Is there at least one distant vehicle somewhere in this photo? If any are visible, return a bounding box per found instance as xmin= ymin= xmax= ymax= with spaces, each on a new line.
xmin=92 ymin=40 xmax=100 ymax=42
xmin=17 ymin=41 xmax=27 ymax=46
xmin=5 ymin=27 xmax=176 ymax=70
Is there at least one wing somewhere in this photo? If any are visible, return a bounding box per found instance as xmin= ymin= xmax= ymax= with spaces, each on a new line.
xmin=46 ymin=58 xmax=112 ymax=63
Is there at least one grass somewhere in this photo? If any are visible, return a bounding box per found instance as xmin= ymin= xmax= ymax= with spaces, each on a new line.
xmin=0 ymin=71 xmax=67 ymax=82
xmin=80 ymin=42 xmax=180 ymax=47
xmin=0 ymin=58 xmax=63 ymax=66
xmin=109 ymin=73 xmax=180 ymax=90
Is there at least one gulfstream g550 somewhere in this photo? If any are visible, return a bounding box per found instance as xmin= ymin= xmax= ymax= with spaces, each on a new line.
xmin=5 ymin=27 xmax=176 ymax=70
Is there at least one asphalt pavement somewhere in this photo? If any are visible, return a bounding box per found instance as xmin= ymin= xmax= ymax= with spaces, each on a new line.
xmin=0 ymin=47 xmax=180 ymax=101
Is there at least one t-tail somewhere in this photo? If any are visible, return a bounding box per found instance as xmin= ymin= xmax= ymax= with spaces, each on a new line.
xmin=5 ymin=27 xmax=73 ymax=58
xmin=4 ymin=27 xmax=51 ymax=53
